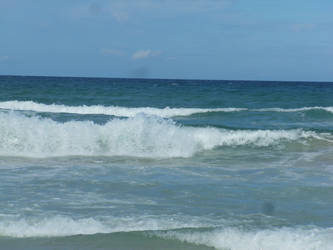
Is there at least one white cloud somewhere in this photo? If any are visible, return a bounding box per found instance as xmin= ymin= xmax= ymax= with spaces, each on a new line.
xmin=101 ymin=48 xmax=161 ymax=60
xmin=132 ymin=50 xmax=160 ymax=60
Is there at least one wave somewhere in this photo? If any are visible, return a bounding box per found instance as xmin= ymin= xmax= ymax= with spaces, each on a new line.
xmin=1 ymin=215 xmax=332 ymax=250
xmin=156 ymin=227 xmax=333 ymax=250
xmin=0 ymin=215 xmax=208 ymax=238
xmin=0 ymin=100 xmax=244 ymax=118
xmin=254 ymin=107 xmax=333 ymax=113
xmin=1 ymin=101 xmax=333 ymax=118
xmin=0 ymin=216 xmax=109 ymax=238
xmin=0 ymin=112 xmax=328 ymax=158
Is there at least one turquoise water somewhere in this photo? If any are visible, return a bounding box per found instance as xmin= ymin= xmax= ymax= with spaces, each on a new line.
xmin=0 ymin=76 xmax=333 ymax=249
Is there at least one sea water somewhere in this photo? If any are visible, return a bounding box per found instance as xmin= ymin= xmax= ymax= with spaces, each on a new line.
xmin=0 ymin=76 xmax=332 ymax=249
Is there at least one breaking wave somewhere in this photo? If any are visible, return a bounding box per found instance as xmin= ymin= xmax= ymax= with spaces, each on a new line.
xmin=156 ymin=227 xmax=333 ymax=250
xmin=0 ymin=100 xmax=244 ymax=118
xmin=0 ymin=112 xmax=329 ymax=158
xmin=254 ymin=107 xmax=333 ymax=113
xmin=0 ymin=215 xmax=208 ymax=238
xmin=1 ymin=101 xmax=333 ymax=118
xmin=1 ymin=215 xmax=332 ymax=250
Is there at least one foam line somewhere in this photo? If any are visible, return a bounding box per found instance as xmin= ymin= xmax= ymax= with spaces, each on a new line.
xmin=156 ymin=227 xmax=333 ymax=250
xmin=0 ymin=101 xmax=245 ymax=118
xmin=3 ymin=214 xmax=332 ymax=250
xmin=254 ymin=107 xmax=333 ymax=113
xmin=0 ymin=215 xmax=209 ymax=238
xmin=1 ymin=101 xmax=333 ymax=118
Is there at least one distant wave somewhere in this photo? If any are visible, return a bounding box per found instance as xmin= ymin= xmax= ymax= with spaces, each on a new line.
xmin=0 ymin=101 xmax=245 ymax=118
xmin=0 ymin=112 xmax=330 ymax=158
xmin=0 ymin=101 xmax=332 ymax=117
xmin=254 ymin=107 xmax=333 ymax=113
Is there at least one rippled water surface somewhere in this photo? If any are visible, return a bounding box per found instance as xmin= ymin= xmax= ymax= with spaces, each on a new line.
xmin=0 ymin=76 xmax=333 ymax=249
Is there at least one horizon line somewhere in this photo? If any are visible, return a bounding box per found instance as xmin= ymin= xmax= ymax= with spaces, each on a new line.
xmin=0 ymin=74 xmax=332 ymax=84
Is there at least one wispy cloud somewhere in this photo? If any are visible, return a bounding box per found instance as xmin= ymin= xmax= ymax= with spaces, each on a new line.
xmin=132 ymin=50 xmax=161 ymax=60
xmin=101 ymin=48 xmax=161 ymax=60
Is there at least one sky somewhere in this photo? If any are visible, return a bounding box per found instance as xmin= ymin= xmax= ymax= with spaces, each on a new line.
xmin=0 ymin=0 xmax=332 ymax=81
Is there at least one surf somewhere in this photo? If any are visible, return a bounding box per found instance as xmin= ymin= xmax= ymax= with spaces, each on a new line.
xmin=0 ymin=100 xmax=245 ymax=118
xmin=155 ymin=227 xmax=333 ymax=250
xmin=1 ymin=214 xmax=332 ymax=250
xmin=0 ymin=112 xmax=330 ymax=158
xmin=1 ymin=101 xmax=333 ymax=119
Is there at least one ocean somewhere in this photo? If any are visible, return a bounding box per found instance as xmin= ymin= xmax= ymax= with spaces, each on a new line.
xmin=0 ymin=75 xmax=332 ymax=250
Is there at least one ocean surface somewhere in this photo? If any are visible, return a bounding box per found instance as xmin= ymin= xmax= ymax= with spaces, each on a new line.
xmin=0 ymin=75 xmax=333 ymax=250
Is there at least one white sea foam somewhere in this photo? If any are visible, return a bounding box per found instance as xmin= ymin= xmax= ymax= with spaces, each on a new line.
xmin=0 ymin=112 xmax=325 ymax=158
xmin=1 ymin=216 xmax=332 ymax=250
xmin=0 ymin=100 xmax=245 ymax=118
xmin=157 ymin=227 xmax=333 ymax=250
xmin=254 ymin=107 xmax=333 ymax=113
xmin=0 ymin=216 xmax=109 ymax=237
xmin=0 ymin=215 xmax=209 ymax=238
xmin=1 ymin=101 xmax=333 ymax=118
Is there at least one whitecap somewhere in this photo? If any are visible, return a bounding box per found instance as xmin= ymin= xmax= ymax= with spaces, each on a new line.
xmin=0 ymin=112 xmax=328 ymax=158
xmin=156 ymin=227 xmax=333 ymax=250
xmin=0 ymin=100 xmax=245 ymax=118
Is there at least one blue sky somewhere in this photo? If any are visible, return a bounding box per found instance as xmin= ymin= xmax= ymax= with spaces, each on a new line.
xmin=1 ymin=0 xmax=332 ymax=81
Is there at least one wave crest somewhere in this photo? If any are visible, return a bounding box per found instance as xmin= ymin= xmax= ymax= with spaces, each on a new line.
xmin=1 ymin=101 xmax=333 ymax=118
xmin=0 ymin=215 xmax=207 ymax=238
xmin=0 ymin=112 xmax=326 ymax=158
xmin=255 ymin=107 xmax=333 ymax=113
xmin=0 ymin=100 xmax=244 ymax=118
xmin=2 ymin=215 xmax=332 ymax=250
xmin=156 ymin=227 xmax=333 ymax=250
